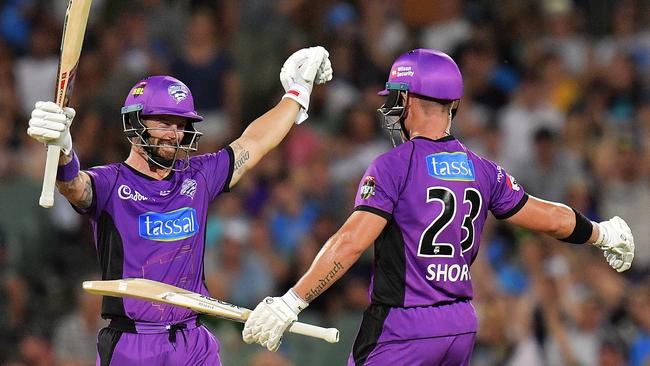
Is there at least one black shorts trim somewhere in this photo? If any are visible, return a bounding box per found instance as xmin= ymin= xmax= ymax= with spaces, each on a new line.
xmin=97 ymin=327 xmax=123 ymax=366
xmin=354 ymin=205 xmax=392 ymax=221
xmin=494 ymin=193 xmax=529 ymax=220
xmin=352 ymin=304 xmax=391 ymax=365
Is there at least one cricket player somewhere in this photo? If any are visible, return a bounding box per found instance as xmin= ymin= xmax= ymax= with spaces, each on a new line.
xmin=26 ymin=46 xmax=332 ymax=365
xmin=241 ymin=49 xmax=636 ymax=365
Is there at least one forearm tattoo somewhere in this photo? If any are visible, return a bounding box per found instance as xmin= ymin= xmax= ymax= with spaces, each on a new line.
xmin=78 ymin=176 xmax=93 ymax=208
xmin=305 ymin=261 xmax=345 ymax=302
xmin=56 ymin=172 xmax=93 ymax=209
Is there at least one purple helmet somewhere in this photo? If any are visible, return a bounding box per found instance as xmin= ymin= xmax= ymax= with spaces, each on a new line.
xmin=122 ymin=75 xmax=203 ymax=121
xmin=378 ymin=48 xmax=463 ymax=100
xmin=377 ymin=49 xmax=463 ymax=146
xmin=121 ymin=76 xmax=203 ymax=171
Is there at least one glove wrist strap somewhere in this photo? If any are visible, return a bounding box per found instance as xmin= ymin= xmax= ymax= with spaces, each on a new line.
xmin=594 ymin=222 xmax=607 ymax=248
xmin=281 ymin=289 xmax=309 ymax=315
xmin=56 ymin=150 xmax=80 ymax=182
xmin=282 ymin=83 xmax=311 ymax=110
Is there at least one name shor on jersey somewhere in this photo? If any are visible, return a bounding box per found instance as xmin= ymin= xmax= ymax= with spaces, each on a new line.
xmin=425 ymin=263 xmax=471 ymax=282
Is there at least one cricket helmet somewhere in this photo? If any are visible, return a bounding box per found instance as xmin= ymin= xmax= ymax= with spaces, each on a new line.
xmin=377 ymin=49 xmax=463 ymax=145
xmin=121 ymin=76 xmax=203 ymax=170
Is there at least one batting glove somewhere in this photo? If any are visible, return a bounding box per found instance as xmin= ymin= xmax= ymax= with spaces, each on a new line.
xmin=280 ymin=46 xmax=333 ymax=124
xmin=593 ymin=216 xmax=635 ymax=272
xmin=242 ymin=289 xmax=308 ymax=351
xmin=27 ymin=101 xmax=75 ymax=155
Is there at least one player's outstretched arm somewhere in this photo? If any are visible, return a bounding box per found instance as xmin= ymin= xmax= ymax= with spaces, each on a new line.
xmin=227 ymin=46 xmax=332 ymax=188
xmin=242 ymin=211 xmax=386 ymax=351
xmin=506 ymin=195 xmax=634 ymax=272
xmin=27 ymin=101 xmax=93 ymax=208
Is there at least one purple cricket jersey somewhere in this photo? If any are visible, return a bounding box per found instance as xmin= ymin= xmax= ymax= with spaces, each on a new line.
xmin=353 ymin=135 xmax=526 ymax=337
xmin=78 ymin=148 xmax=233 ymax=324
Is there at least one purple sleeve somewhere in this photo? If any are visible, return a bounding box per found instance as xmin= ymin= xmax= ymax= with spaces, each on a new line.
xmin=192 ymin=146 xmax=234 ymax=201
xmin=74 ymin=164 xmax=119 ymax=219
xmin=354 ymin=153 xmax=406 ymax=220
xmin=481 ymin=159 xmax=528 ymax=219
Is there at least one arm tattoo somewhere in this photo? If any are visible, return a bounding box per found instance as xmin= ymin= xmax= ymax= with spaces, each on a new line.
xmin=56 ymin=172 xmax=93 ymax=209
xmin=78 ymin=176 xmax=93 ymax=208
xmin=234 ymin=149 xmax=250 ymax=171
xmin=305 ymin=261 xmax=345 ymax=302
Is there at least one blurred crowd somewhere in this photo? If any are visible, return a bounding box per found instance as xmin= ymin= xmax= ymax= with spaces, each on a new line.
xmin=0 ymin=0 xmax=648 ymax=365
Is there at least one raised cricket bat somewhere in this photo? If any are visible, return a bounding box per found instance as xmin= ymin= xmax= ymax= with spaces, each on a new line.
xmin=82 ymin=278 xmax=340 ymax=343
xmin=39 ymin=0 xmax=92 ymax=208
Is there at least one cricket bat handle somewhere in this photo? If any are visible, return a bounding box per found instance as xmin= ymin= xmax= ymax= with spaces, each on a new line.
xmin=239 ymin=308 xmax=339 ymax=343
xmin=39 ymin=145 xmax=62 ymax=208
xmin=288 ymin=321 xmax=340 ymax=343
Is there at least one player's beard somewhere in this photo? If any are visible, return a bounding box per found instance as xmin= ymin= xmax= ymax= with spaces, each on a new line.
xmin=145 ymin=137 xmax=181 ymax=169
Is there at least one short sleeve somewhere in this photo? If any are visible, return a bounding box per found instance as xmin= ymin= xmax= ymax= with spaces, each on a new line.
xmin=191 ymin=146 xmax=234 ymax=201
xmin=74 ymin=164 xmax=119 ymax=219
xmin=483 ymin=160 xmax=528 ymax=219
xmin=354 ymin=152 xmax=407 ymax=220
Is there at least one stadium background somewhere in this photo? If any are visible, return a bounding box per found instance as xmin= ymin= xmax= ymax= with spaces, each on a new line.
xmin=0 ymin=0 xmax=649 ymax=365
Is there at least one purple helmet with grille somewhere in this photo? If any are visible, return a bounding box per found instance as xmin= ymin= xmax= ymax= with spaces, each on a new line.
xmin=121 ymin=76 xmax=203 ymax=171
xmin=378 ymin=48 xmax=463 ymax=101
xmin=122 ymin=75 xmax=203 ymax=121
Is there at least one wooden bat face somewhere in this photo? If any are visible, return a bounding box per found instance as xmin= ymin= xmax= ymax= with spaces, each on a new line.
xmin=39 ymin=0 xmax=92 ymax=208
xmin=82 ymin=278 xmax=251 ymax=321
xmin=82 ymin=278 xmax=340 ymax=343
xmin=56 ymin=0 xmax=92 ymax=108
xmin=55 ymin=0 xmax=92 ymax=107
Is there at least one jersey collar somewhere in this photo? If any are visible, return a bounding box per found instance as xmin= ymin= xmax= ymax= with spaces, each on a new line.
xmin=412 ymin=135 xmax=456 ymax=142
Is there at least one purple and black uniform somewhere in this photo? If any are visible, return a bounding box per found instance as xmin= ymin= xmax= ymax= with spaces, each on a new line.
xmin=80 ymin=149 xmax=233 ymax=365
xmin=349 ymin=136 xmax=527 ymax=365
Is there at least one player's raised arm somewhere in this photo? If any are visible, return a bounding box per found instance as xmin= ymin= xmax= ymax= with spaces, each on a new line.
xmin=506 ymin=195 xmax=635 ymax=272
xmin=27 ymin=101 xmax=93 ymax=208
xmin=227 ymin=46 xmax=332 ymax=188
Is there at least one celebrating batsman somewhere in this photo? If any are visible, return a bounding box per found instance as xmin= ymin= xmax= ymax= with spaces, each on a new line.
xmin=27 ymin=46 xmax=332 ymax=365
xmin=242 ymin=49 xmax=635 ymax=365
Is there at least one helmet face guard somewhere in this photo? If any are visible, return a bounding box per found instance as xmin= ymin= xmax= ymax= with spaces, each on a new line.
xmin=122 ymin=104 xmax=202 ymax=171
xmin=377 ymin=82 xmax=410 ymax=146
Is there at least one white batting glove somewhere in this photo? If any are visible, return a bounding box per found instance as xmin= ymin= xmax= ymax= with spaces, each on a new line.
xmin=593 ymin=216 xmax=635 ymax=272
xmin=27 ymin=101 xmax=75 ymax=155
xmin=242 ymin=289 xmax=308 ymax=351
xmin=280 ymin=46 xmax=333 ymax=124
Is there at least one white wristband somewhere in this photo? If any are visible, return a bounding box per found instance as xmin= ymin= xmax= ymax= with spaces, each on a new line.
xmin=281 ymin=288 xmax=309 ymax=315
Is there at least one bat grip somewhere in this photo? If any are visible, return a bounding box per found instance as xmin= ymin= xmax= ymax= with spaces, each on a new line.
xmin=288 ymin=321 xmax=340 ymax=343
xmin=40 ymin=145 xmax=62 ymax=208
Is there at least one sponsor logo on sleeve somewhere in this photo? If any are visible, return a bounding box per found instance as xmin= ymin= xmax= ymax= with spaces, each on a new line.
xmin=180 ymin=179 xmax=197 ymax=199
xmin=118 ymin=184 xmax=148 ymax=201
xmin=139 ymin=207 xmax=198 ymax=242
xmin=426 ymin=152 xmax=475 ymax=181
xmin=506 ymin=174 xmax=520 ymax=191
xmin=359 ymin=176 xmax=376 ymax=200
xmin=168 ymin=84 xmax=189 ymax=103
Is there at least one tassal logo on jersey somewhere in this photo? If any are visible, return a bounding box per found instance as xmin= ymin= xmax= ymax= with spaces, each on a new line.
xmin=139 ymin=207 xmax=198 ymax=242
xmin=426 ymin=152 xmax=475 ymax=181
